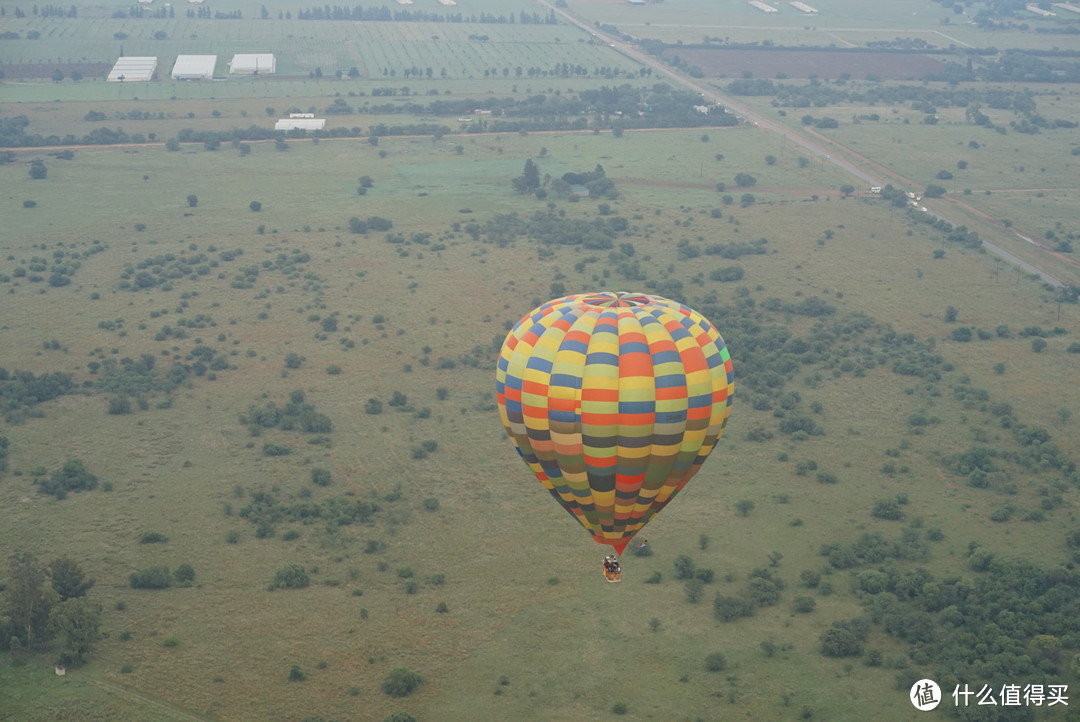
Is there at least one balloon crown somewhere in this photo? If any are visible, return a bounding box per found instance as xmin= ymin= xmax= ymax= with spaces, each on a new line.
xmin=579 ymin=291 xmax=652 ymax=308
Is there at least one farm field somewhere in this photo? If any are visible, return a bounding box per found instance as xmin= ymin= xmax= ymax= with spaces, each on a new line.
xmin=3 ymin=2 xmax=1080 ymax=721
xmin=564 ymin=0 xmax=1076 ymax=49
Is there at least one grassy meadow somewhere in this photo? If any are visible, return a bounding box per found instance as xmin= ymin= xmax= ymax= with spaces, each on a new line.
xmin=2 ymin=123 xmax=1079 ymax=721
xmin=2 ymin=2 xmax=1080 ymax=721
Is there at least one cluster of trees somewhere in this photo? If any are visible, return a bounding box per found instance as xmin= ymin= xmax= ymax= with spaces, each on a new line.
xmin=239 ymin=491 xmax=379 ymax=538
xmin=34 ymin=458 xmax=99 ymax=499
xmin=0 ymin=367 xmax=76 ymax=423
xmin=349 ymin=216 xmax=393 ymax=234
xmin=292 ymin=5 xmax=556 ymax=24
xmin=463 ymin=210 xmax=629 ymax=251
xmin=726 ymin=77 xmax=1079 ymax=126
xmin=129 ymin=564 xmax=195 ymax=589
xmin=819 ymin=533 xmax=1080 ymax=695
xmin=2 ymin=552 xmax=100 ymax=667
xmin=243 ymin=390 xmax=333 ymax=435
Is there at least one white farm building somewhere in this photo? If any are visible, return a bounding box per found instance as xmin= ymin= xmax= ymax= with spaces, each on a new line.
xmin=275 ymin=118 xmax=326 ymax=130
xmin=108 ymin=56 xmax=158 ymax=82
xmin=748 ymin=0 xmax=779 ymax=12
xmin=229 ymin=54 xmax=276 ymax=75
xmin=171 ymin=55 xmax=217 ymax=80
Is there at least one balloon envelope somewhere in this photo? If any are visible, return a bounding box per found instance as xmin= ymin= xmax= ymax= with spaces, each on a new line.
xmin=495 ymin=291 xmax=734 ymax=554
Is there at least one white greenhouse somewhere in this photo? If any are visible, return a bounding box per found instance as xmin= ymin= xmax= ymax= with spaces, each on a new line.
xmin=229 ymin=54 xmax=276 ymax=75
xmin=107 ymin=57 xmax=158 ymax=82
xmin=171 ymin=55 xmax=217 ymax=80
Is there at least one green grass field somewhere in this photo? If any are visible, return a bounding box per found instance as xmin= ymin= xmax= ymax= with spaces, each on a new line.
xmin=2 ymin=3 xmax=1080 ymax=721
xmin=2 ymin=124 xmax=1079 ymax=720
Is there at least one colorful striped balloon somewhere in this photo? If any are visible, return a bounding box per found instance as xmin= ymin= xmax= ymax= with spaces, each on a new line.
xmin=495 ymin=291 xmax=734 ymax=555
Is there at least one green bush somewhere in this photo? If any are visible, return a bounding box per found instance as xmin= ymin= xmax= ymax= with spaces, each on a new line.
xmin=129 ymin=566 xmax=171 ymax=589
xmin=382 ymin=668 xmax=422 ymax=697
xmin=139 ymin=531 xmax=168 ymax=544
xmin=272 ymin=564 xmax=310 ymax=589
xmin=704 ymin=652 xmax=727 ymax=672
xmin=173 ymin=564 xmax=195 ymax=583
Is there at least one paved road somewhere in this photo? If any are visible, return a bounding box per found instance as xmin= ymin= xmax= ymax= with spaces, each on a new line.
xmin=537 ymin=0 xmax=1069 ymax=288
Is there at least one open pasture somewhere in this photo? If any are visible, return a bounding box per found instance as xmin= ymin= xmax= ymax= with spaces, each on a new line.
xmin=3 ymin=119 xmax=1080 ymax=720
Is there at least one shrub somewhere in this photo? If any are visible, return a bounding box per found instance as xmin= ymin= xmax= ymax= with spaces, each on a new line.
xmin=685 ymin=578 xmax=706 ymax=603
xmin=272 ymin=564 xmax=310 ymax=589
xmin=250 ymin=201 xmax=262 ymax=212
xmin=173 ymin=564 xmax=195 ymax=583
xmin=422 ymin=497 xmax=439 ymax=512
xmin=384 ymin=713 xmax=416 ymax=722
xmin=139 ymin=531 xmax=168 ymax=544
xmin=793 ymin=596 xmax=816 ymax=613
xmin=288 ymin=664 xmax=306 ymax=681
xmin=311 ymin=468 xmax=332 ymax=487
xmin=674 ymin=555 xmax=695 ymax=579
xmin=365 ymin=398 xmax=383 ymax=415
xmin=263 ymin=443 xmax=291 ymax=457
xmin=871 ymin=499 xmax=903 ymax=520
xmin=704 ymin=652 xmax=727 ymax=672
xmin=714 ymin=595 xmax=754 ymax=622
xmin=382 ymin=668 xmax=422 ymax=697
xmin=129 ymin=566 xmax=171 ymax=589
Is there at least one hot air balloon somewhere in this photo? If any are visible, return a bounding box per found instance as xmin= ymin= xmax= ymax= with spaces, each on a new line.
xmin=495 ymin=291 xmax=734 ymax=557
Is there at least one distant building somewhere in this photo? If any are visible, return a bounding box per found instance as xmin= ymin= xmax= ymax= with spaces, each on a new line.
xmin=172 ymin=55 xmax=217 ymax=80
xmin=289 ymin=113 xmax=315 ymax=119
xmin=108 ymin=56 xmax=158 ymax=82
xmin=1026 ymin=3 xmax=1056 ymax=15
xmin=748 ymin=0 xmax=778 ymax=12
xmin=1053 ymin=3 xmax=1080 ymax=14
xmin=569 ymin=184 xmax=590 ymax=197
xmin=229 ymin=54 xmax=276 ymax=75
xmin=275 ymin=118 xmax=326 ymax=130
xmin=789 ymin=1 xmax=818 ymax=13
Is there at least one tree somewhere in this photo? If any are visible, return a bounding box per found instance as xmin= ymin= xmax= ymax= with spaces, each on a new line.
xmin=165 ymin=138 xmax=181 ymax=151
xmin=29 ymin=160 xmax=47 ymax=179
xmin=359 ymin=175 xmax=374 ymax=188
xmin=250 ymin=201 xmax=262 ymax=212
xmin=674 ymin=555 xmax=695 ymax=580
xmin=6 ymin=551 xmax=57 ymax=648
xmin=924 ymin=184 xmax=946 ymax=198
xmin=48 ymin=597 xmax=102 ymax=667
xmin=764 ymin=155 xmax=776 ymax=166
xmin=840 ymin=184 xmax=855 ymax=196
xmin=187 ymin=194 xmax=198 ymax=208
xmin=820 ymin=627 xmax=862 ymax=657
xmin=50 ymin=557 xmax=94 ymax=601
xmin=735 ymin=500 xmax=755 ymax=516
xmin=734 ymin=172 xmax=756 ymax=187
